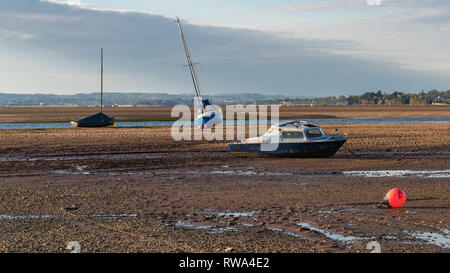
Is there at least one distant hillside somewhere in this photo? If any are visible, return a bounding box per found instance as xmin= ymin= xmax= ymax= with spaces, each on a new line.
xmin=0 ymin=90 xmax=448 ymax=106
xmin=0 ymin=92 xmax=291 ymax=107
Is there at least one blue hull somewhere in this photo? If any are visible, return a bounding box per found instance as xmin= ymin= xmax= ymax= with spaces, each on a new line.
xmin=194 ymin=113 xmax=217 ymax=128
xmin=228 ymin=139 xmax=346 ymax=158
xmin=194 ymin=116 xmax=209 ymax=128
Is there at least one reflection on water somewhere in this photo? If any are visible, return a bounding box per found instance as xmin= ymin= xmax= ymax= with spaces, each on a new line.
xmin=174 ymin=220 xmax=237 ymax=234
xmin=1 ymin=117 xmax=450 ymax=129
xmin=0 ymin=153 xmax=183 ymax=162
xmin=0 ymin=213 xmax=138 ymax=221
xmin=296 ymin=222 xmax=369 ymax=243
xmin=344 ymin=169 xmax=450 ymax=178
xmin=87 ymin=213 xmax=138 ymax=221
xmin=0 ymin=214 xmax=58 ymax=220
xmin=215 ymin=211 xmax=257 ymax=217
xmin=406 ymin=229 xmax=450 ymax=249
xmin=267 ymin=226 xmax=312 ymax=241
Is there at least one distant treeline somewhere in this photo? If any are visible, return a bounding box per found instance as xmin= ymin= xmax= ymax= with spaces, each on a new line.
xmin=256 ymin=90 xmax=450 ymax=106
xmin=0 ymin=92 xmax=290 ymax=107
xmin=344 ymin=90 xmax=449 ymax=105
xmin=0 ymin=90 xmax=448 ymax=106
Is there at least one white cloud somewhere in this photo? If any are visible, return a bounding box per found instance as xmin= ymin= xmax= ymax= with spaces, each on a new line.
xmin=366 ymin=0 xmax=382 ymax=6
xmin=281 ymin=0 xmax=368 ymax=12
xmin=281 ymin=0 xmax=444 ymax=12
xmin=277 ymin=0 xmax=450 ymax=72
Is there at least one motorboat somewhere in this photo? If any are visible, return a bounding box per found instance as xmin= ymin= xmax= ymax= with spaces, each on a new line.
xmin=228 ymin=120 xmax=346 ymax=157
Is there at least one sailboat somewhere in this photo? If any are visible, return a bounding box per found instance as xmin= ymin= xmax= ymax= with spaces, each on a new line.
xmin=71 ymin=48 xmax=115 ymax=128
xmin=176 ymin=18 xmax=222 ymax=128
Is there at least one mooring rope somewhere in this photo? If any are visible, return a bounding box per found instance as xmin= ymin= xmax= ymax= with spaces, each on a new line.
xmin=342 ymin=144 xmax=362 ymax=158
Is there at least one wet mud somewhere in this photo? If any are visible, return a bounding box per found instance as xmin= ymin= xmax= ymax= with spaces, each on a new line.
xmin=0 ymin=123 xmax=448 ymax=252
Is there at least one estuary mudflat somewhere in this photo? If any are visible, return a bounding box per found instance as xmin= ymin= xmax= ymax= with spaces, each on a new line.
xmin=0 ymin=122 xmax=448 ymax=253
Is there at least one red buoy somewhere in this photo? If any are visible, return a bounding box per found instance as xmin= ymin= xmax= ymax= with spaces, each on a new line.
xmin=383 ymin=188 xmax=406 ymax=208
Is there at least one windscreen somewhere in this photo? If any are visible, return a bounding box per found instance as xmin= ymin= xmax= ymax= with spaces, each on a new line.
xmin=282 ymin=131 xmax=305 ymax=139
xmin=305 ymin=128 xmax=323 ymax=138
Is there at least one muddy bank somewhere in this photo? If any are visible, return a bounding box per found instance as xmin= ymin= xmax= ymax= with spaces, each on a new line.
xmin=0 ymin=123 xmax=448 ymax=253
xmin=1 ymin=105 xmax=449 ymax=123
xmin=1 ymin=123 xmax=449 ymax=157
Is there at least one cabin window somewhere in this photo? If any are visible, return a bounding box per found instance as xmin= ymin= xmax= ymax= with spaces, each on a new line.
xmin=281 ymin=131 xmax=304 ymax=139
xmin=305 ymin=128 xmax=323 ymax=138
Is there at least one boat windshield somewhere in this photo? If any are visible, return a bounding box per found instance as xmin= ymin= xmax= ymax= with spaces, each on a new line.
xmin=282 ymin=131 xmax=305 ymax=139
xmin=305 ymin=128 xmax=323 ymax=138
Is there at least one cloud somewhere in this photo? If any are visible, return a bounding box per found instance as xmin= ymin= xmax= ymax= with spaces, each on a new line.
xmin=281 ymin=0 xmax=367 ymax=12
xmin=0 ymin=0 xmax=448 ymax=96
xmin=281 ymin=0 xmax=445 ymax=12
xmin=46 ymin=0 xmax=83 ymax=7
xmin=279 ymin=0 xmax=450 ymax=73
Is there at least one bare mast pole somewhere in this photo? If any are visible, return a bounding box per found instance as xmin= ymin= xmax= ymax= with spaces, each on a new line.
xmin=100 ymin=48 xmax=105 ymax=124
xmin=176 ymin=17 xmax=204 ymax=111
xmin=101 ymin=48 xmax=103 ymax=115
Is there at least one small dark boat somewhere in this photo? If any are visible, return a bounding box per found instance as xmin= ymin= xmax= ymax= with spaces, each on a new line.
xmin=71 ymin=48 xmax=115 ymax=128
xmin=228 ymin=120 xmax=346 ymax=157
xmin=71 ymin=112 xmax=115 ymax=128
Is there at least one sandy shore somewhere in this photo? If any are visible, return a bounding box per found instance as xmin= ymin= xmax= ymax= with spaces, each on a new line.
xmin=0 ymin=123 xmax=448 ymax=253
xmin=1 ymin=105 xmax=449 ymax=123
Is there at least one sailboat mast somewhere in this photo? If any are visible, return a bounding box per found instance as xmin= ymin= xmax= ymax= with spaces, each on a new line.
xmin=176 ymin=18 xmax=204 ymax=110
xmin=101 ymin=48 xmax=103 ymax=115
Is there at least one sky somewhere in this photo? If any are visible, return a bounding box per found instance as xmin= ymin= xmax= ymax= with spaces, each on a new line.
xmin=0 ymin=0 xmax=449 ymax=96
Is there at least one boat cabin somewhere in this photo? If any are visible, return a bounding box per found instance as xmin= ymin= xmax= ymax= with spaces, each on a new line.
xmin=259 ymin=121 xmax=326 ymax=143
